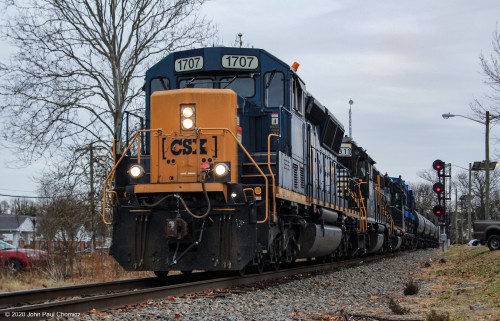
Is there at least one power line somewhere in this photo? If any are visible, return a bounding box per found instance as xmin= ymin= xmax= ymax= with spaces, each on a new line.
xmin=0 ymin=193 xmax=53 ymax=199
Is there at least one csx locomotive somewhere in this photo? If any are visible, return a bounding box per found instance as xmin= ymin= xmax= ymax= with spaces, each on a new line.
xmin=103 ymin=47 xmax=438 ymax=277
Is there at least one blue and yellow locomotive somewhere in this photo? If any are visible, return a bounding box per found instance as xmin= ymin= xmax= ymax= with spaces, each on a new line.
xmin=104 ymin=47 xmax=437 ymax=276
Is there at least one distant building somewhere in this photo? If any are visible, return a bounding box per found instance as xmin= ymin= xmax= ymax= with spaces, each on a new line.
xmin=0 ymin=214 xmax=40 ymax=247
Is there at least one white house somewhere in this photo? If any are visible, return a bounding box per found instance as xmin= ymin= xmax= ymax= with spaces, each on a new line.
xmin=0 ymin=214 xmax=38 ymax=247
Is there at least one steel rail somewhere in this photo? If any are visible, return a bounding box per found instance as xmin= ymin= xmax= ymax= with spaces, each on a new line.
xmin=0 ymin=252 xmax=403 ymax=321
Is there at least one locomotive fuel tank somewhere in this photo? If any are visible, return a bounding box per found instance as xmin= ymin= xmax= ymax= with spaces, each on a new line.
xmin=367 ymin=232 xmax=384 ymax=253
xmin=297 ymin=224 xmax=342 ymax=258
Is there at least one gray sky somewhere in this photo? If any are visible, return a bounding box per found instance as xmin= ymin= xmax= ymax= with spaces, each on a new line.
xmin=1 ymin=0 xmax=499 ymax=199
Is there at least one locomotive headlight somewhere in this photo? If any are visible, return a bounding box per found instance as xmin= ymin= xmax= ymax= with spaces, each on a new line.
xmin=213 ymin=163 xmax=229 ymax=177
xmin=129 ymin=164 xmax=145 ymax=179
xmin=182 ymin=118 xmax=194 ymax=129
xmin=182 ymin=106 xmax=194 ymax=118
xmin=181 ymin=105 xmax=196 ymax=130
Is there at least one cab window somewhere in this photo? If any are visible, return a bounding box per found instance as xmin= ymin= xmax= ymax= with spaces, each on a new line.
xmin=150 ymin=77 xmax=169 ymax=94
xmin=179 ymin=78 xmax=214 ymax=88
xmin=220 ymin=77 xmax=255 ymax=98
xmin=264 ymin=71 xmax=284 ymax=107
xmin=293 ymin=78 xmax=304 ymax=114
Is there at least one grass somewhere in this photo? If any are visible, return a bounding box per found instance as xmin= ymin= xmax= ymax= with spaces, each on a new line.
xmin=0 ymin=253 xmax=151 ymax=292
xmin=413 ymin=245 xmax=500 ymax=321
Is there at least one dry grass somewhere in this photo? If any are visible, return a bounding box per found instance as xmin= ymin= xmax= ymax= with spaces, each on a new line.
xmin=0 ymin=253 xmax=151 ymax=293
xmin=412 ymin=245 xmax=500 ymax=321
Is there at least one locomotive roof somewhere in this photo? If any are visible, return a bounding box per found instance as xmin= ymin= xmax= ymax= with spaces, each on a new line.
xmin=342 ymin=136 xmax=375 ymax=165
xmin=146 ymin=46 xmax=291 ymax=79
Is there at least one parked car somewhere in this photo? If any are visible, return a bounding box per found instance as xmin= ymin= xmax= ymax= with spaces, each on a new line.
xmin=0 ymin=240 xmax=48 ymax=271
xmin=467 ymin=239 xmax=484 ymax=246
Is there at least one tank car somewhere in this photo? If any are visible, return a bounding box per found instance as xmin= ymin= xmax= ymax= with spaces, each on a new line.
xmin=103 ymin=47 xmax=437 ymax=277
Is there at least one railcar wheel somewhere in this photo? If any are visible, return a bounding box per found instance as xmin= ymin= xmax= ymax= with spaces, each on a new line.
xmin=487 ymin=235 xmax=500 ymax=251
xmin=154 ymin=271 xmax=169 ymax=278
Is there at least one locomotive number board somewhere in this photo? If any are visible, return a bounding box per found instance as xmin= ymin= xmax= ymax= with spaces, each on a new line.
xmin=175 ymin=56 xmax=204 ymax=72
xmin=222 ymin=55 xmax=259 ymax=69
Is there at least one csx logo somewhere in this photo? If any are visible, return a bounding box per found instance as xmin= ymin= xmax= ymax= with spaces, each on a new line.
xmin=169 ymin=138 xmax=207 ymax=155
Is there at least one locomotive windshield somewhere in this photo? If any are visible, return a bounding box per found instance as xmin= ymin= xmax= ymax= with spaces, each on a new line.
xmin=175 ymin=75 xmax=255 ymax=98
xmin=150 ymin=77 xmax=169 ymax=93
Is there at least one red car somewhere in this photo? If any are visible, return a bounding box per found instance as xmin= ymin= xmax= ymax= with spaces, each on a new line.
xmin=0 ymin=239 xmax=48 ymax=271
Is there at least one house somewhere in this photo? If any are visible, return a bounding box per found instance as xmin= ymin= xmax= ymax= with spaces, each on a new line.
xmin=0 ymin=214 xmax=109 ymax=253
xmin=0 ymin=214 xmax=39 ymax=247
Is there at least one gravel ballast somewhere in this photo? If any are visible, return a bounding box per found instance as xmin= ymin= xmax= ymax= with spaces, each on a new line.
xmin=69 ymin=249 xmax=440 ymax=321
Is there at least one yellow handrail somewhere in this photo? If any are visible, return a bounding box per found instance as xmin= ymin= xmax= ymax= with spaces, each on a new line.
xmin=197 ymin=127 xmax=269 ymax=224
xmin=355 ymin=180 xmax=368 ymax=232
xmin=267 ymin=134 xmax=280 ymax=224
xmin=102 ymin=127 xmax=271 ymax=225
xmin=102 ymin=129 xmax=162 ymax=225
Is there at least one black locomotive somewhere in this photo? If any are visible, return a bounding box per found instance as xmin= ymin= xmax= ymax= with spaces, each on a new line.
xmin=103 ymin=47 xmax=438 ymax=276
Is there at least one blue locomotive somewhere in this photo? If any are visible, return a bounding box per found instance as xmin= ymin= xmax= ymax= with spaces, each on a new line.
xmin=104 ymin=47 xmax=438 ymax=276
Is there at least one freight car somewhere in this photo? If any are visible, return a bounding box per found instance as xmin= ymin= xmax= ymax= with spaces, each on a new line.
xmin=103 ymin=47 xmax=438 ymax=277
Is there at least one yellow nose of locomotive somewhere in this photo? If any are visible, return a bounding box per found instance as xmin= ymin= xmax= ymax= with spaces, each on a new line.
xmin=149 ymin=88 xmax=239 ymax=185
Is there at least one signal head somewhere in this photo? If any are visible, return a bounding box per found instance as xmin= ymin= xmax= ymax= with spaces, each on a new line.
xmin=433 ymin=205 xmax=444 ymax=216
xmin=432 ymin=159 xmax=444 ymax=171
xmin=433 ymin=182 xmax=444 ymax=194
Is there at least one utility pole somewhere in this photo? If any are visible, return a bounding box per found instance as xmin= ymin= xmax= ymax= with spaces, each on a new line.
xmin=349 ymin=99 xmax=353 ymax=137
xmin=467 ymin=163 xmax=472 ymax=240
xmin=77 ymin=142 xmax=97 ymax=253
xmin=485 ymin=111 xmax=490 ymax=219
xmin=89 ymin=142 xmax=96 ymax=253
xmin=454 ymin=188 xmax=458 ymax=244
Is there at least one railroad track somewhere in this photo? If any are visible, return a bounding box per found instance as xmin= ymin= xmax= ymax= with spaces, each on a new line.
xmin=0 ymin=252 xmax=402 ymax=321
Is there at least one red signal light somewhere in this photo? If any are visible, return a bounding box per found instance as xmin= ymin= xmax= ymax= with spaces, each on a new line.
xmin=433 ymin=205 xmax=444 ymax=216
xmin=433 ymin=182 xmax=444 ymax=194
xmin=433 ymin=159 xmax=444 ymax=171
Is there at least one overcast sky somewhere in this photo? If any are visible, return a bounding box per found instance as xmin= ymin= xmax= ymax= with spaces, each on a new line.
xmin=1 ymin=0 xmax=499 ymax=200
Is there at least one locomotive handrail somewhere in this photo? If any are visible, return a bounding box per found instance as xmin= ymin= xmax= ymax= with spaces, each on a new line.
xmin=354 ymin=180 xmax=368 ymax=232
xmin=197 ymin=127 xmax=270 ymax=224
xmin=376 ymin=176 xmax=394 ymax=237
xmin=103 ymin=126 xmax=270 ymax=225
xmin=267 ymin=133 xmax=280 ymax=224
xmin=102 ymin=129 xmax=162 ymax=225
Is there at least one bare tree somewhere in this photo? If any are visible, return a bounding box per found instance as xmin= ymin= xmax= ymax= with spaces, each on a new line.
xmin=0 ymin=200 xmax=10 ymax=214
xmin=416 ymin=168 xmax=437 ymax=184
xmin=409 ymin=181 xmax=434 ymax=217
xmin=455 ymin=169 xmax=500 ymax=220
xmin=479 ymin=26 xmax=500 ymax=102
xmin=470 ymin=26 xmax=500 ymax=147
xmin=36 ymin=162 xmax=94 ymax=277
xmin=10 ymin=198 xmax=39 ymax=216
xmin=0 ymin=0 xmax=216 ymax=164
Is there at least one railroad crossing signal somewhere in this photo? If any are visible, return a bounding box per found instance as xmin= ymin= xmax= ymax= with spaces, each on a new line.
xmin=432 ymin=182 xmax=444 ymax=194
xmin=433 ymin=205 xmax=444 ymax=216
xmin=433 ymin=159 xmax=444 ymax=172
xmin=432 ymin=159 xmax=447 ymax=218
